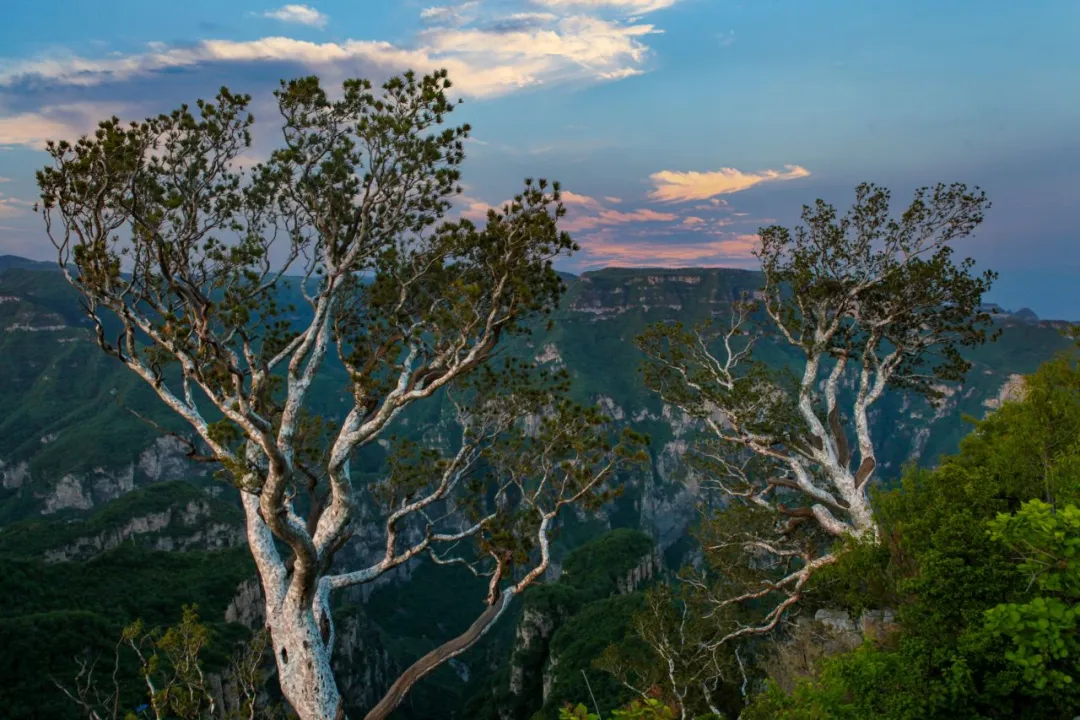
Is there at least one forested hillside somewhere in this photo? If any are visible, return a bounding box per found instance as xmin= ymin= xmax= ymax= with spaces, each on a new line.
xmin=0 ymin=258 xmax=1073 ymax=718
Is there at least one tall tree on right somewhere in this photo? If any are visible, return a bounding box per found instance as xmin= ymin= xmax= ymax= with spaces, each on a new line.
xmin=636 ymin=182 xmax=997 ymax=642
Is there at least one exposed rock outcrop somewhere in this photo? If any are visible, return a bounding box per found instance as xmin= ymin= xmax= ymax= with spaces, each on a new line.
xmin=984 ymin=373 xmax=1027 ymax=411
xmin=0 ymin=459 xmax=30 ymax=489
xmin=32 ymin=436 xmax=204 ymax=516
xmin=42 ymin=499 xmax=244 ymax=562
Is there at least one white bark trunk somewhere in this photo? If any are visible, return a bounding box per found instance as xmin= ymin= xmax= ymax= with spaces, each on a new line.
xmin=242 ymin=491 xmax=344 ymax=719
xmin=268 ymin=604 xmax=343 ymax=720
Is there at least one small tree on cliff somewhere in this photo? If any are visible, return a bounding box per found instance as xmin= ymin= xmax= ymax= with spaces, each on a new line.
xmin=36 ymin=71 xmax=644 ymax=720
xmin=636 ymin=182 xmax=996 ymax=641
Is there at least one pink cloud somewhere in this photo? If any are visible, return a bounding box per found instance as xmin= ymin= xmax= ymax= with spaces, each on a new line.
xmin=575 ymin=230 xmax=761 ymax=268
xmin=649 ymin=165 xmax=810 ymax=203
xmin=453 ymin=194 xmax=500 ymax=222
xmin=560 ymin=190 xmax=604 ymax=210
xmin=562 ymin=206 xmax=678 ymax=232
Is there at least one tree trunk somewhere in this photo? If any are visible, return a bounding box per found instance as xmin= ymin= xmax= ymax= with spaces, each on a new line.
xmin=268 ymin=604 xmax=344 ymax=720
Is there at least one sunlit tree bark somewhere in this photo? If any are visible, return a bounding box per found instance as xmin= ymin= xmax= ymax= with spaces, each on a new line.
xmin=637 ymin=182 xmax=997 ymax=641
xmin=36 ymin=70 xmax=644 ymax=719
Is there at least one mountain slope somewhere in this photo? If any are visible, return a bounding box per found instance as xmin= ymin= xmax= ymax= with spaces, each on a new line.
xmin=1 ymin=261 xmax=1073 ymax=530
xmin=0 ymin=257 xmax=1075 ymax=718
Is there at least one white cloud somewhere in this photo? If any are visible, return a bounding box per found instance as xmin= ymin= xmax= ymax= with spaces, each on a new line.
xmin=0 ymin=14 xmax=660 ymax=100
xmin=263 ymin=4 xmax=328 ymax=29
xmin=560 ymin=190 xmax=604 ymax=209
xmin=420 ymin=2 xmax=481 ymax=25
xmin=649 ymin=165 xmax=811 ymax=203
xmin=0 ymin=192 xmax=33 ymax=217
xmin=0 ymin=103 xmax=123 ymax=149
xmin=562 ymin=206 xmax=678 ymax=232
xmin=500 ymin=11 xmax=560 ymax=24
xmin=532 ymin=0 xmax=681 ymax=15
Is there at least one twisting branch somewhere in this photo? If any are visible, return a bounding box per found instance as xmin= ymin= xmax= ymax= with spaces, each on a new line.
xmin=597 ymin=584 xmax=731 ymax=719
xmin=35 ymin=67 xmax=640 ymax=719
xmin=362 ymin=386 xmax=648 ymax=720
xmin=637 ymin=181 xmax=996 ymax=644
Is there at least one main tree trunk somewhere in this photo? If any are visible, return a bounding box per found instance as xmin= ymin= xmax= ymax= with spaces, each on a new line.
xmin=268 ymin=603 xmax=344 ymax=720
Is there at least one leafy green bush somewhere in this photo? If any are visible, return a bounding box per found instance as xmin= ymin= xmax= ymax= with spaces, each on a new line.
xmin=745 ymin=353 xmax=1080 ymax=719
xmin=983 ymin=500 xmax=1079 ymax=691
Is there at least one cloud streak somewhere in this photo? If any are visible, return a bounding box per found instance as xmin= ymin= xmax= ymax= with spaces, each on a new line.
xmin=575 ymin=230 xmax=760 ymax=268
xmin=562 ymin=206 xmax=678 ymax=231
xmin=262 ymin=4 xmax=329 ymax=29
xmin=532 ymin=0 xmax=682 ymax=15
xmin=0 ymin=13 xmax=660 ymax=101
xmin=0 ymin=192 xmax=33 ymax=218
xmin=649 ymin=165 xmax=810 ymax=203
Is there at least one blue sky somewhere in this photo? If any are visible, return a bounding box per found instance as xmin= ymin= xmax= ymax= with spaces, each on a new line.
xmin=1 ymin=0 xmax=1078 ymax=316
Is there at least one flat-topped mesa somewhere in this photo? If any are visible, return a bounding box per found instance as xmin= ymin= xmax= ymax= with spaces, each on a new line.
xmin=567 ymin=267 xmax=765 ymax=317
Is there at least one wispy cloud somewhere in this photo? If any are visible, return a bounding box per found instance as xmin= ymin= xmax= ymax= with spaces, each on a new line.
xmin=0 ymin=192 xmax=33 ymax=217
xmin=560 ymin=190 xmax=604 ymax=210
xmin=0 ymin=103 xmax=123 ymax=149
xmin=575 ymin=230 xmax=760 ymax=268
xmin=562 ymin=206 xmax=678 ymax=232
xmin=262 ymin=4 xmax=328 ymax=29
xmin=0 ymin=11 xmax=659 ymax=101
xmin=420 ymin=2 xmax=481 ymax=26
xmin=425 ymin=177 xmax=765 ymax=270
xmin=648 ymin=165 xmax=810 ymax=203
xmin=532 ymin=0 xmax=682 ymax=15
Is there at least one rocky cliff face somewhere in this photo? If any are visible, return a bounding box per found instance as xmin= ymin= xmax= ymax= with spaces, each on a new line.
xmin=0 ymin=434 xmax=209 ymax=521
xmin=36 ymin=436 xmax=206 ymax=515
xmin=0 ymin=459 xmax=29 ymax=489
xmin=508 ymin=606 xmax=569 ymax=698
xmin=42 ymin=498 xmax=244 ymax=563
xmin=1 ymin=266 xmax=1072 ymax=537
xmin=334 ymin=612 xmax=401 ymax=714
xmin=496 ymin=531 xmax=661 ymax=715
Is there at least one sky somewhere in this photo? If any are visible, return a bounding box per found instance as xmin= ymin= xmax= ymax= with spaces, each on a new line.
xmin=0 ymin=0 xmax=1078 ymax=317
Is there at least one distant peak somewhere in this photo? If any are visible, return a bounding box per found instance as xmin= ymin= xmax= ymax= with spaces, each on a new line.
xmin=0 ymin=255 xmax=57 ymax=272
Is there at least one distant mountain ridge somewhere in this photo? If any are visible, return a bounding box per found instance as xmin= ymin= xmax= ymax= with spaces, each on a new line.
xmin=0 ymin=255 xmax=58 ymax=272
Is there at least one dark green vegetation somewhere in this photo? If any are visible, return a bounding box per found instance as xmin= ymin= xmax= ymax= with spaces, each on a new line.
xmin=462 ymin=529 xmax=659 ymax=720
xmin=0 ymin=258 xmax=1076 ymax=718
xmin=0 ymin=543 xmax=253 ymax=719
xmin=741 ymin=354 xmax=1080 ymax=719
